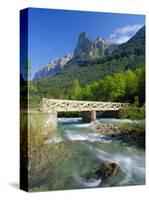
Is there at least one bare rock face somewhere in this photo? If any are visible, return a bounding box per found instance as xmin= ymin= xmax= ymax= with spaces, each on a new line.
xmin=73 ymin=32 xmax=118 ymax=59
xmin=34 ymin=32 xmax=118 ymax=80
xmin=34 ymin=54 xmax=73 ymax=80
xmin=74 ymin=32 xmax=93 ymax=59
xmin=91 ymin=37 xmax=109 ymax=58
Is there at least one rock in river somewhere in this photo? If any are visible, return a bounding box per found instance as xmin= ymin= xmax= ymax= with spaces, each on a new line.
xmin=95 ymin=162 xmax=121 ymax=179
xmin=83 ymin=162 xmax=121 ymax=186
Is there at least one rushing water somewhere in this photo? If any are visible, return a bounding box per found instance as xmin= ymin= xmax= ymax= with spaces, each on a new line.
xmin=30 ymin=118 xmax=145 ymax=191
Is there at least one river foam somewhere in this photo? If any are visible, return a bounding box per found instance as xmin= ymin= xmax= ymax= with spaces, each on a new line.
xmin=45 ymin=127 xmax=112 ymax=144
xmin=58 ymin=118 xmax=82 ymax=123
xmin=65 ymin=130 xmax=112 ymax=143
xmin=73 ymin=174 xmax=102 ymax=187
xmin=91 ymin=146 xmax=145 ymax=185
xmin=34 ymin=117 xmax=145 ymax=190
xmin=72 ymin=123 xmax=92 ymax=128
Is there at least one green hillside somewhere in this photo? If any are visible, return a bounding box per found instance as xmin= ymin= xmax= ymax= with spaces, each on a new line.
xmin=30 ymin=26 xmax=145 ymax=104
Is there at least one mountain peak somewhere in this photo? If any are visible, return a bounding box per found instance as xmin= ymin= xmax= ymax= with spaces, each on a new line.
xmin=74 ymin=32 xmax=92 ymax=59
xmin=34 ymin=54 xmax=73 ymax=80
xmin=79 ymin=32 xmax=88 ymax=40
xmin=73 ymin=32 xmax=117 ymax=59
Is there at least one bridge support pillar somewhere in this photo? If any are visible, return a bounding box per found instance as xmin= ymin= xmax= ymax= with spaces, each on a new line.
xmin=91 ymin=110 xmax=96 ymax=121
xmin=82 ymin=110 xmax=96 ymax=123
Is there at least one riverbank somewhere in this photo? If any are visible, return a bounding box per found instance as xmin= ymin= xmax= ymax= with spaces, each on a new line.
xmin=28 ymin=117 xmax=145 ymax=191
xmin=90 ymin=119 xmax=145 ymax=148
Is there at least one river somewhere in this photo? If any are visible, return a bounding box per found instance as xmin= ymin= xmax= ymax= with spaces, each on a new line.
xmin=30 ymin=118 xmax=145 ymax=191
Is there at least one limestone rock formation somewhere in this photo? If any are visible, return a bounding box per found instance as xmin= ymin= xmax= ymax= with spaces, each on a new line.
xmin=73 ymin=32 xmax=118 ymax=59
xmin=34 ymin=32 xmax=118 ymax=80
xmin=34 ymin=54 xmax=73 ymax=80
xmin=74 ymin=32 xmax=92 ymax=59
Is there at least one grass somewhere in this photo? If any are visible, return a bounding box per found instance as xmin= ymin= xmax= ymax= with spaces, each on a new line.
xmin=28 ymin=113 xmax=56 ymax=180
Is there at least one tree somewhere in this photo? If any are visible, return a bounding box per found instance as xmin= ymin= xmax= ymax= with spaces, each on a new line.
xmin=95 ymin=73 xmax=126 ymax=102
xmin=124 ymin=70 xmax=138 ymax=101
xmin=81 ymin=85 xmax=94 ymax=100
xmin=135 ymin=67 xmax=145 ymax=104
xmin=70 ymin=79 xmax=81 ymax=100
xmin=28 ymin=81 xmax=40 ymax=105
xmin=133 ymin=96 xmax=140 ymax=107
xmin=28 ymin=81 xmax=38 ymax=93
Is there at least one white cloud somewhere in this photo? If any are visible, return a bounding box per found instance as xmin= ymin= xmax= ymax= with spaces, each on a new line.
xmin=110 ymin=24 xmax=143 ymax=44
xmin=114 ymin=35 xmax=131 ymax=44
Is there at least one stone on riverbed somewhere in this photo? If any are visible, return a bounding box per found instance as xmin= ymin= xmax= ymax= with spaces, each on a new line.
xmin=95 ymin=162 xmax=121 ymax=179
xmin=83 ymin=162 xmax=121 ymax=186
xmin=90 ymin=122 xmax=122 ymax=136
xmin=90 ymin=121 xmax=145 ymax=145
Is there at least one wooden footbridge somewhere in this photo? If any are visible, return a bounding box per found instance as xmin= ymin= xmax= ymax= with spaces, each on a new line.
xmin=41 ymin=98 xmax=128 ymax=112
xmin=38 ymin=98 xmax=129 ymax=131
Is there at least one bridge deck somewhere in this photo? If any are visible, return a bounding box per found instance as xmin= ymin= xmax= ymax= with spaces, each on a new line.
xmin=41 ymin=98 xmax=129 ymax=112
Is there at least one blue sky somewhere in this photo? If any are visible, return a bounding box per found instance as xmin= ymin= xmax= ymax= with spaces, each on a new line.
xmin=28 ymin=8 xmax=145 ymax=77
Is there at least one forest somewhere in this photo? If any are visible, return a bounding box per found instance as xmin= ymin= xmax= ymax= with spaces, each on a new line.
xmin=27 ymin=26 xmax=145 ymax=119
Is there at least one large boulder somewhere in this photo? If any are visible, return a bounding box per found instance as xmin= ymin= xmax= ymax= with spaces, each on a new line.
xmin=95 ymin=162 xmax=121 ymax=179
xmin=82 ymin=162 xmax=121 ymax=186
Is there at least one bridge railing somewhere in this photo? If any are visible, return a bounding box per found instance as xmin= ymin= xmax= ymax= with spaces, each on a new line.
xmin=41 ymin=98 xmax=129 ymax=112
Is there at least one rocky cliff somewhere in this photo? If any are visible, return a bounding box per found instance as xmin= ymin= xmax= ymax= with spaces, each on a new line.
xmin=73 ymin=32 xmax=118 ymax=59
xmin=34 ymin=54 xmax=73 ymax=80
xmin=34 ymin=32 xmax=118 ymax=80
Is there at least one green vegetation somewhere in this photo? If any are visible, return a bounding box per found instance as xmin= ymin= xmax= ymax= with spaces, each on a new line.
xmin=80 ymin=67 xmax=145 ymax=103
xmin=21 ymin=25 xmax=146 ymax=191
xmin=118 ymin=121 xmax=145 ymax=135
xmin=117 ymin=122 xmax=145 ymax=148
xmin=28 ymin=114 xmax=52 ymax=180
xmin=30 ymin=67 xmax=145 ymax=106
xmin=29 ymin=67 xmax=145 ymax=120
xmin=29 ymin=26 xmax=145 ymax=106
xmin=119 ymin=103 xmax=145 ymax=120
xmin=29 ymin=67 xmax=145 ymax=119
xmin=70 ymin=79 xmax=81 ymax=100
xmin=27 ymin=114 xmax=76 ymax=188
xmin=28 ymin=26 xmax=145 ymax=120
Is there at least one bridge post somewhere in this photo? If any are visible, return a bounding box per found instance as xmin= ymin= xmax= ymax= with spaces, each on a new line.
xmin=91 ymin=110 xmax=96 ymax=121
xmin=82 ymin=110 xmax=96 ymax=123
